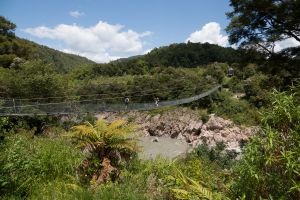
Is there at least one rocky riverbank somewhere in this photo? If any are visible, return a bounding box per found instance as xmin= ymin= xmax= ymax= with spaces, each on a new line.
xmin=96 ymin=108 xmax=259 ymax=153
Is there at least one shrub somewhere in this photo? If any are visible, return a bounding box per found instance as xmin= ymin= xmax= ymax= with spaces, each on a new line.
xmin=167 ymin=152 xmax=231 ymax=200
xmin=244 ymin=73 xmax=270 ymax=107
xmin=211 ymin=91 xmax=260 ymax=125
xmin=195 ymin=143 xmax=237 ymax=169
xmin=227 ymin=76 xmax=244 ymax=93
xmin=231 ymin=90 xmax=300 ymax=199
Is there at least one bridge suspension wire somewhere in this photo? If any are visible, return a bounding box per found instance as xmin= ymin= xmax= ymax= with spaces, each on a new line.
xmin=0 ymin=85 xmax=221 ymax=116
xmin=0 ymin=77 xmax=193 ymax=100
xmin=0 ymin=86 xmax=205 ymax=109
xmin=0 ymin=84 xmax=199 ymax=101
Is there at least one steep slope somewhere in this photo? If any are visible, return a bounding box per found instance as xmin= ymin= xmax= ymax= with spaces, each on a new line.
xmin=29 ymin=42 xmax=95 ymax=72
xmin=0 ymin=35 xmax=95 ymax=73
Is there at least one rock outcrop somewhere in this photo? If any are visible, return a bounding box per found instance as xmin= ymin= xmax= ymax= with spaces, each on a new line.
xmin=95 ymin=108 xmax=259 ymax=153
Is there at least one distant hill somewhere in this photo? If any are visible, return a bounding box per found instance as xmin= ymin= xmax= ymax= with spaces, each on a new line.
xmin=110 ymin=42 xmax=247 ymax=68
xmin=0 ymin=36 xmax=95 ymax=73
xmin=88 ymin=42 xmax=252 ymax=77
xmin=143 ymin=42 xmax=243 ymax=67
xmin=29 ymin=41 xmax=95 ymax=72
xmin=112 ymin=55 xmax=143 ymax=63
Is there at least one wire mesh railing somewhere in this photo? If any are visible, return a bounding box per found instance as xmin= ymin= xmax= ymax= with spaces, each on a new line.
xmin=0 ymin=85 xmax=221 ymax=116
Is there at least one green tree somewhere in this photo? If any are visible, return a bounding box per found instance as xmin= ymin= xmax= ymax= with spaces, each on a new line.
xmin=244 ymin=73 xmax=269 ymax=106
xmin=226 ymin=0 xmax=300 ymax=53
xmin=0 ymin=60 xmax=68 ymax=98
xmin=0 ymin=16 xmax=16 ymax=37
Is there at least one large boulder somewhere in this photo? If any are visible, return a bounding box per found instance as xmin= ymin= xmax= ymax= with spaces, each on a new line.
xmin=204 ymin=114 xmax=232 ymax=130
xmin=94 ymin=108 xmax=259 ymax=153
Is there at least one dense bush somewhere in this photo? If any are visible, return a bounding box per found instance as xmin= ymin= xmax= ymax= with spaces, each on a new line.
xmin=210 ymin=90 xmax=260 ymax=125
xmin=244 ymin=73 xmax=270 ymax=107
xmin=0 ymin=60 xmax=68 ymax=99
xmin=0 ymin=134 xmax=84 ymax=198
xmin=195 ymin=142 xmax=237 ymax=169
xmin=30 ymin=157 xmax=172 ymax=200
xmin=231 ymin=90 xmax=300 ymax=199
xmin=227 ymin=76 xmax=244 ymax=93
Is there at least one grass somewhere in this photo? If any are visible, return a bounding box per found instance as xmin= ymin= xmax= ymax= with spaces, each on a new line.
xmin=0 ymin=134 xmax=84 ymax=198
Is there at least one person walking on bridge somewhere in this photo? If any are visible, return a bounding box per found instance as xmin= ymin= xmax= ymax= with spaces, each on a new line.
xmin=154 ymin=97 xmax=159 ymax=107
xmin=124 ymin=97 xmax=130 ymax=110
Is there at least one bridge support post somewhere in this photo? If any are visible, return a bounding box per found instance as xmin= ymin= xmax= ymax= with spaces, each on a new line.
xmin=12 ymin=98 xmax=16 ymax=113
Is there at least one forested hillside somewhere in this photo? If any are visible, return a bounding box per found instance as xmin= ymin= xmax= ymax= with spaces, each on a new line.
xmin=0 ymin=17 xmax=95 ymax=73
xmin=89 ymin=42 xmax=265 ymax=77
xmin=1 ymin=0 xmax=300 ymax=198
xmin=30 ymin=43 xmax=95 ymax=72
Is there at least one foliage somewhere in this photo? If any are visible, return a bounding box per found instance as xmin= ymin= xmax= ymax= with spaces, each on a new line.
xmin=244 ymin=73 xmax=270 ymax=106
xmin=0 ymin=117 xmax=12 ymax=134
xmin=0 ymin=16 xmax=94 ymax=72
xmin=0 ymin=54 xmax=16 ymax=68
xmin=72 ymin=66 xmax=218 ymax=104
xmin=227 ymin=76 xmax=244 ymax=93
xmin=170 ymin=170 xmax=214 ymax=200
xmin=197 ymin=109 xmax=209 ymax=123
xmin=231 ymin=90 xmax=300 ymax=199
xmin=202 ymin=63 xmax=227 ymax=84
xmin=0 ymin=16 xmax=16 ymax=37
xmin=226 ymin=0 xmax=300 ymax=53
xmin=147 ymin=106 xmax=177 ymax=116
xmin=70 ymin=119 xmax=138 ymax=157
xmin=30 ymin=44 xmax=95 ymax=73
xmin=166 ymin=151 xmax=232 ymax=200
xmin=69 ymin=119 xmax=139 ymax=186
xmin=81 ymin=42 xmax=245 ymax=78
xmin=0 ymin=60 xmax=68 ymax=98
xmin=0 ymin=134 xmax=84 ymax=198
xmin=29 ymin=157 xmax=172 ymax=200
xmin=210 ymin=90 xmax=260 ymax=125
xmin=145 ymin=42 xmax=242 ymax=68
xmin=195 ymin=143 xmax=238 ymax=169
xmin=226 ymin=0 xmax=300 ymax=87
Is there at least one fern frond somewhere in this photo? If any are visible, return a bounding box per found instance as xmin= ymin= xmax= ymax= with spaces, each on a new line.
xmin=170 ymin=188 xmax=190 ymax=199
xmin=172 ymin=169 xmax=214 ymax=200
xmin=107 ymin=119 xmax=127 ymax=133
xmin=69 ymin=119 xmax=139 ymax=163
xmin=109 ymin=141 xmax=138 ymax=152
xmin=95 ymin=119 xmax=108 ymax=132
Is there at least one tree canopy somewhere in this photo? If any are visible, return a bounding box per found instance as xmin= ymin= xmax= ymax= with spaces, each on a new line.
xmin=0 ymin=16 xmax=16 ymax=37
xmin=226 ymin=0 xmax=300 ymax=53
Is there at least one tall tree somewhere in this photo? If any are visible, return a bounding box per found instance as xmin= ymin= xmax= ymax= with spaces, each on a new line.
xmin=0 ymin=16 xmax=16 ymax=37
xmin=226 ymin=0 xmax=300 ymax=53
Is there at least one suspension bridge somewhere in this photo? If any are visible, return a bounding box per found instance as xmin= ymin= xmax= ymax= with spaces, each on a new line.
xmin=0 ymin=85 xmax=221 ymax=116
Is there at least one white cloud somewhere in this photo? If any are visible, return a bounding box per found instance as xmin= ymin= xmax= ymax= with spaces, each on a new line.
xmin=186 ymin=22 xmax=228 ymax=47
xmin=143 ymin=48 xmax=153 ymax=54
xmin=23 ymin=21 xmax=152 ymax=62
xmin=274 ymin=37 xmax=300 ymax=52
xmin=69 ymin=11 xmax=85 ymax=18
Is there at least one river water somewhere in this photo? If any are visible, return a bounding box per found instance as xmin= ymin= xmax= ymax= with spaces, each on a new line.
xmin=138 ymin=136 xmax=191 ymax=160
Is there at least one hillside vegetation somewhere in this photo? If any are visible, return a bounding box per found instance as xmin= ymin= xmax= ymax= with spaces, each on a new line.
xmin=1 ymin=0 xmax=300 ymax=198
xmin=0 ymin=17 xmax=95 ymax=73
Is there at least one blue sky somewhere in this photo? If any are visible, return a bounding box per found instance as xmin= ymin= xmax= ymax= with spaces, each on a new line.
xmin=0 ymin=0 xmax=233 ymax=62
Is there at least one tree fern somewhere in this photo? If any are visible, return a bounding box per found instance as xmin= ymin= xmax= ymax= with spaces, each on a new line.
xmin=170 ymin=169 xmax=228 ymax=200
xmin=68 ymin=119 xmax=139 ymax=186
xmin=69 ymin=119 xmax=138 ymax=156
